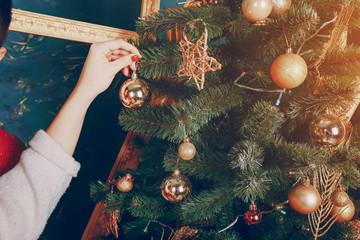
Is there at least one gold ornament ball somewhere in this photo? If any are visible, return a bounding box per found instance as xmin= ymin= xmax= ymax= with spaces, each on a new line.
xmin=116 ymin=173 xmax=133 ymax=192
xmin=331 ymin=199 xmax=355 ymax=223
xmin=271 ymin=0 xmax=291 ymax=16
xmin=178 ymin=137 xmax=196 ymax=160
xmin=119 ymin=72 xmax=149 ymax=109
xmin=270 ymin=48 xmax=308 ymax=89
xmin=161 ymin=170 xmax=192 ymax=204
xmin=331 ymin=190 xmax=350 ymax=207
xmin=309 ymin=113 xmax=346 ymax=148
xmin=242 ymin=0 xmax=273 ymax=22
xmin=288 ymin=182 xmax=321 ymax=214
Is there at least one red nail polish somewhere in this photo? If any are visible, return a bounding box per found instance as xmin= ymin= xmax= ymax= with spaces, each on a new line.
xmin=131 ymin=55 xmax=140 ymax=62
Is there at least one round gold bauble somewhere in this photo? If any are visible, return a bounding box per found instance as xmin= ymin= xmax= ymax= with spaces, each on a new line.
xmin=331 ymin=190 xmax=350 ymax=207
xmin=119 ymin=72 xmax=149 ymax=109
xmin=270 ymin=0 xmax=291 ymax=16
xmin=288 ymin=182 xmax=321 ymax=214
xmin=242 ymin=0 xmax=273 ymax=22
xmin=178 ymin=137 xmax=196 ymax=160
xmin=161 ymin=170 xmax=192 ymax=204
xmin=270 ymin=48 xmax=308 ymax=89
xmin=331 ymin=199 xmax=355 ymax=223
xmin=308 ymin=113 xmax=346 ymax=148
xmin=116 ymin=173 xmax=133 ymax=192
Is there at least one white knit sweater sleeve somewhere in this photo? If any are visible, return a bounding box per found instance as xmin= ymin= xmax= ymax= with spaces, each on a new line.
xmin=0 ymin=130 xmax=81 ymax=240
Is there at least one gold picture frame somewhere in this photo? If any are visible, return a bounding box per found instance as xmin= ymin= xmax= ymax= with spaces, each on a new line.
xmin=9 ymin=0 xmax=161 ymax=43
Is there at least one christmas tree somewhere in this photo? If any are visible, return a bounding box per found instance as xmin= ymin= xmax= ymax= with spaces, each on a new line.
xmin=90 ymin=0 xmax=360 ymax=239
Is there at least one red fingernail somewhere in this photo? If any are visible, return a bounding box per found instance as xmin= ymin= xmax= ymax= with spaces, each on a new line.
xmin=131 ymin=55 xmax=140 ymax=62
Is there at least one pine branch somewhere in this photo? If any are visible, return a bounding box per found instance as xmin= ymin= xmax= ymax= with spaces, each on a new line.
xmin=236 ymin=100 xmax=285 ymax=147
xmin=163 ymin=145 xmax=234 ymax=183
xmin=119 ymin=84 xmax=243 ymax=142
xmin=104 ymin=193 xmax=128 ymax=212
xmin=89 ymin=181 xmax=111 ymax=203
xmin=242 ymin=1 xmax=320 ymax=59
xmin=136 ymin=5 xmax=231 ymax=40
xmin=128 ymin=192 xmax=170 ymax=219
xmin=320 ymin=45 xmax=360 ymax=76
xmin=181 ymin=187 xmax=234 ymax=223
xmin=271 ymin=141 xmax=330 ymax=173
xmin=228 ymin=140 xmax=264 ymax=172
xmin=138 ymin=42 xmax=183 ymax=79
xmin=233 ymin=169 xmax=271 ymax=202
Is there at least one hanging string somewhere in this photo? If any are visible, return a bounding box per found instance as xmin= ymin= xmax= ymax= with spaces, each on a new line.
xmin=296 ymin=14 xmax=338 ymax=55
xmin=234 ymin=72 xmax=285 ymax=93
xmin=282 ymin=26 xmax=290 ymax=49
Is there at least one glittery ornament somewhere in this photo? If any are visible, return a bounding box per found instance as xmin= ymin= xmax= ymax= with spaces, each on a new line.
xmin=331 ymin=199 xmax=355 ymax=223
xmin=270 ymin=48 xmax=308 ymax=89
xmin=116 ymin=173 xmax=133 ymax=192
xmin=271 ymin=0 xmax=291 ymax=16
xmin=119 ymin=72 xmax=149 ymax=109
xmin=331 ymin=188 xmax=350 ymax=207
xmin=244 ymin=202 xmax=262 ymax=225
xmin=288 ymin=179 xmax=321 ymax=214
xmin=178 ymin=137 xmax=196 ymax=160
xmin=309 ymin=113 xmax=346 ymax=148
xmin=241 ymin=0 xmax=273 ymax=22
xmin=161 ymin=170 xmax=192 ymax=204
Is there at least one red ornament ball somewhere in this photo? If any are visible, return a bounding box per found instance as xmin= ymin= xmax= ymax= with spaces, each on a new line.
xmin=331 ymin=199 xmax=355 ymax=223
xmin=270 ymin=48 xmax=308 ymax=89
xmin=242 ymin=0 xmax=273 ymax=22
xmin=244 ymin=202 xmax=262 ymax=225
xmin=0 ymin=128 xmax=26 ymax=176
xmin=288 ymin=181 xmax=321 ymax=214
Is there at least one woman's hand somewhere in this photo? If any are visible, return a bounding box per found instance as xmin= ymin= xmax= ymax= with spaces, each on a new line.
xmin=75 ymin=39 xmax=141 ymax=100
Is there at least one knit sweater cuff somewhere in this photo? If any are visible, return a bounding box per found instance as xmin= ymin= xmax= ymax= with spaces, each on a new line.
xmin=29 ymin=130 xmax=81 ymax=177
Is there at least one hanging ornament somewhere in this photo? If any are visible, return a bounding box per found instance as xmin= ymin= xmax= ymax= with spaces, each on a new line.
xmin=178 ymin=136 xmax=196 ymax=160
xmin=116 ymin=173 xmax=133 ymax=192
xmin=330 ymin=186 xmax=350 ymax=207
xmin=104 ymin=210 xmax=121 ymax=238
xmin=270 ymin=0 xmax=291 ymax=16
xmin=241 ymin=0 xmax=273 ymax=22
xmin=244 ymin=202 xmax=262 ymax=225
xmin=119 ymin=71 xmax=150 ymax=109
xmin=288 ymin=178 xmax=321 ymax=214
xmin=331 ymin=199 xmax=355 ymax=223
xmin=308 ymin=112 xmax=346 ymax=148
xmin=161 ymin=169 xmax=192 ymax=204
xmin=270 ymin=47 xmax=308 ymax=89
xmin=177 ymin=20 xmax=221 ymax=90
xmin=0 ymin=128 xmax=26 ymax=176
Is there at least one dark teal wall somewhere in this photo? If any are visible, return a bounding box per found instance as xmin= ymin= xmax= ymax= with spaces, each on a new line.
xmin=1 ymin=1 xmax=142 ymax=239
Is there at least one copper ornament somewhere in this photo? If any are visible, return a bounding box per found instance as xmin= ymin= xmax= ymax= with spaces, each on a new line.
xmin=331 ymin=199 xmax=355 ymax=223
xmin=288 ymin=181 xmax=321 ymax=214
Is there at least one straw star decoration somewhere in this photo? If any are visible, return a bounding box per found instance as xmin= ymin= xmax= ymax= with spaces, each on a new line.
xmin=177 ymin=26 xmax=221 ymax=90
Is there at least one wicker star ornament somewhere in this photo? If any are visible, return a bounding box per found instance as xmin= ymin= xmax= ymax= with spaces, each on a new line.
xmin=177 ymin=22 xmax=221 ymax=90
